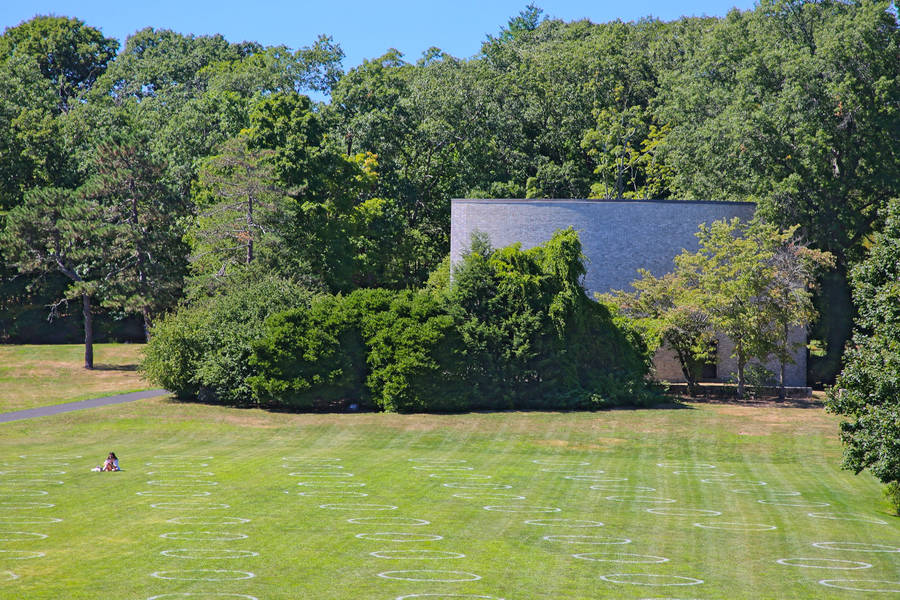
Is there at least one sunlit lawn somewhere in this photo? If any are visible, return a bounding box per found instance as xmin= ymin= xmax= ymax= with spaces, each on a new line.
xmin=1 ymin=395 xmax=898 ymax=599
xmin=0 ymin=344 xmax=150 ymax=413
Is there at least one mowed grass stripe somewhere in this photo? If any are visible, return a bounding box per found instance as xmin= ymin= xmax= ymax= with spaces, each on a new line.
xmin=1 ymin=396 xmax=898 ymax=598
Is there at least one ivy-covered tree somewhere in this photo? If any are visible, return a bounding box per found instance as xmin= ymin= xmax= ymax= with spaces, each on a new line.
xmin=826 ymin=198 xmax=900 ymax=513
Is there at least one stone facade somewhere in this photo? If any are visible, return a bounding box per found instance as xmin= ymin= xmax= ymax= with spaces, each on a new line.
xmin=450 ymin=198 xmax=807 ymax=387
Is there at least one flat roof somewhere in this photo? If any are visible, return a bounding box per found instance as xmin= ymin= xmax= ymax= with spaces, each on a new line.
xmin=451 ymin=198 xmax=757 ymax=206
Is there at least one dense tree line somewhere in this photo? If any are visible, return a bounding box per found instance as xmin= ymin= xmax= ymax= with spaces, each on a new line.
xmin=1 ymin=2 xmax=896 ymax=376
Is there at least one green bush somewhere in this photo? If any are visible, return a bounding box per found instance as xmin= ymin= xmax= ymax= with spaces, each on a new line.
xmin=141 ymin=273 xmax=316 ymax=404
xmin=884 ymin=481 xmax=900 ymax=516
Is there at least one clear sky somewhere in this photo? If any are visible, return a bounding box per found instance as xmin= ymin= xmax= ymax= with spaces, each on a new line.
xmin=2 ymin=0 xmax=757 ymax=69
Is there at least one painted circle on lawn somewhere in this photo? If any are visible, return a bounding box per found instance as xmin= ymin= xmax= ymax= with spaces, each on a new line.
xmin=2 ymin=490 xmax=49 ymax=497
xmin=1 ymin=470 xmax=65 ymax=476
xmin=0 ymin=531 xmax=48 ymax=541
xmin=605 ymin=495 xmax=676 ymax=504
xmin=348 ymin=517 xmax=430 ymax=526
xmin=544 ymin=535 xmax=630 ymax=545
xmin=137 ymin=491 xmax=211 ymax=497
xmin=281 ymin=463 xmax=342 ymax=469
xmin=166 ymin=516 xmax=250 ymax=525
xmin=297 ymin=481 xmax=365 ymax=487
xmin=371 ymin=550 xmax=465 ymax=560
xmin=776 ymin=557 xmax=872 ymax=569
xmin=704 ymin=479 xmax=765 ymax=485
xmin=294 ymin=491 xmax=368 ymax=497
xmin=758 ymin=500 xmax=829 ymax=507
xmin=565 ymin=475 xmax=618 ymax=481
xmin=575 ymin=552 xmax=669 ymax=564
xmin=145 ymin=471 xmax=215 ymax=477
xmin=429 ymin=473 xmax=492 ymax=479
xmin=145 ymin=462 xmax=209 ymax=467
xmin=694 ymin=522 xmax=776 ymax=531
xmin=442 ymin=483 xmax=511 ymax=490
xmin=19 ymin=455 xmax=81 ymax=460
xmin=525 ymin=519 xmax=602 ymax=528
xmin=147 ymin=595 xmax=258 ymax=600
xmin=356 ymin=532 xmax=443 ymax=542
xmin=647 ymin=508 xmax=722 ymax=517
xmin=146 ymin=480 xmax=218 ymax=487
xmin=150 ymin=569 xmax=254 ymax=581
xmin=483 ymin=505 xmax=560 ymax=513
xmin=531 ymin=460 xmax=589 ymax=466
xmin=153 ymin=455 xmax=214 ymax=459
xmin=541 ymin=468 xmax=606 ymax=474
xmin=0 ymin=550 xmax=44 ymax=559
xmin=282 ymin=457 xmax=341 ymax=461
xmin=161 ymin=549 xmax=259 ymax=559
xmin=807 ymin=512 xmax=887 ymax=525
xmin=319 ymin=503 xmax=397 ymax=511
xmin=408 ymin=459 xmax=467 ymax=463
xmin=150 ymin=503 xmax=229 ymax=510
xmin=688 ymin=473 xmax=734 ymax=478
xmin=732 ymin=489 xmax=800 ymax=495
xmin=1 ymin=571 xmax=19 ymax=581
xmin=818 ymin=580 xmax=900 ymax=592
xmin=413 ymin=466 xmax=474 ymax=471
xmin=160 ymin=531 xmax=248 ymax=541
xmin=453 ymin=494 xmax=526 ymax=501
xmin=289 ymin=472 xmax=353 ymax=477
xmin=0 ymin=480 xmax=63 ymax=485
xmin=591 ymin=485 xmax=654 ymax=492
xmin=0 ymin=516 xmax=61 ymax=524
xmin=378 ymin=570 xmax=481 ymax=582
xmin=812 ymin=542 xmax=900 ymax=553
xmin=657 ymin=462 xmax=716 ymax=469
xmin=394 ymin=596 xmax=502 ymax=600
xmin=0 ymin=502 xmax=54 ymax=510
xmin=599 ymin=573 xmax=704 ymax=586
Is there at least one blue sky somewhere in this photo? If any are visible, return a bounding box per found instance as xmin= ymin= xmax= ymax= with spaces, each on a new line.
xmin=2 ymin=1 xmax=757 ymax=69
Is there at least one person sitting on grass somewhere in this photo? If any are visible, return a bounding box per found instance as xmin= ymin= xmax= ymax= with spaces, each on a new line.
xmin=92 ymin=452 xmax=120 ymax=472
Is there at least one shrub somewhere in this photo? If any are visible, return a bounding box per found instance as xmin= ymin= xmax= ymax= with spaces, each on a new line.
xmin=141 ymin=273 xmax=316 ymax=404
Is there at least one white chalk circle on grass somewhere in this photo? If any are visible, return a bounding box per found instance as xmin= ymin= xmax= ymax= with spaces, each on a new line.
xmin=776 ymin=558 xmax=872 ymax=570
xmin=146 ymin=462 xmax=209 ymax=467
xmin=591 ymin=485 xmax=655 ymax=493
xmin=574 ymin=552 xmax=669 ymax=564
xmin=429 ymin=473 xmax=492 ymax=479
xmin=647 ymin=508 xmax=722 ymax=517
xmin=319 ymin=503 xmax=397 ymax=511
xmin=1 ymin=571 xmax=19 ymax=581
xmin=289 ymin=472 xmax=353 ymax=477
xmin=452 ymin=494 xmax=526 ymax=501
xmin=0 ymin=532 xmax=48 ymax=541
xmin=147 ymin=595 xmax=258 ymax=600
xmin=0 ymin=480 xmax=63 ymax=485
xmin=293 ymin=490 xmax=368 ymax=497
xmin=483 ymin=505 xmax=560 ymax=513
xmin=408 ymin=458 xmax=467 ymax=463
xmin=2 ymin=490 xmax=49 ymax=497
xmin=694 ymin=522 xmax=776 ymax=531
xmin=161 ymin=549 xmax=259 ymax=559
xmin=0 ymin=502 xmax=54 ymax=510
xmin=297 ymin=481 xmax=365 ymax=487
xmin=1 ymin=470 xmax=65 ymax=476
xmin=282 ymin=463 xmax=343 ymax=469
xmin=161 ymin=531 xmax=249 ymax=541
xmin=541 ymin=468 xmax=606 ymax=474
xmin=657 ymin=462 xmax=716 ymax=469
xmin=808 ymin=512 xmax=888 ymax=525
xmin=818 ymin=580 xmax=900 ymax=593
xmin=150 ymin=503 xmax=229 ymax=510
xmin=395 ymin=595 xmax=503 ymax=600
xmin=348 ymin=517 xmax=430 ymax=526
xmin=812 ymin=542 xmax=900 ymax=553
xmin=758 ymin=500 xmax=830 ymax=507
xmin=413 ymin=466 xmax=474 ymax=471
xmin=150 ymin=569 xmax=255 ymax=581
xmin=544 ymin=535 xmax=630 ymax=545
xmin=687 ymin=473 xmax=734 ymax=478
xmin=732 ymin=489 xmax=800 ymax=495
xmin=605 ymin=495 xmax=676 ymax=504
xmin=146 ymin=480 xmax=218 ymax=487
xmin=704 ymin=479 xmax=766 ymax=486
xmin=153 ymin=455 xmax=214 ymax=459
xmin=138 ymin=491 xmax=212 ymax=497
xmin=378 ymin=570 xmax=481 ymax=582
xmin=166 ymin=516 xmax=250 ymax=525
xmin=356 ymin=532 xmax=443 ymax=542
xmin=0 ymin=550 xmax=44 ymax=559
xmin=0 ymin=516 xmax=61 ymax=524
xmin=525 ymin=518 xmax=602 ymax=528
xmin=282 ymin=456 xmax=340 ymax=462
xmin=19 ymin=455 xmax=82 ymax=460
xmin=145 ymin=471 xmax=215 ymax=477
xmin=442 ymin=483 xmax=511 ymax=490
xmin=371 ymin=550 xmax=465 ymax=560
xmin=599 ymin=573 xmax=704 ymax=586
xmin=565 ymin=475 xmax=619 ymax=481
xmin=531 ymin=460 xmax=589 ymax=466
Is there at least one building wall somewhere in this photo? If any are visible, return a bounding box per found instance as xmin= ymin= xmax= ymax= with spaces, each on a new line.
xmin=450 ymin=198 xmax=807 ymax=387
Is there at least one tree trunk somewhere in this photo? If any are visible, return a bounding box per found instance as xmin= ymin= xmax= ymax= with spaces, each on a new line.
xmin=736 ymin=340 xmax=745 ymax=399
xmin=142 ymin=307 xmax=152 ymax=342
xmin=83 ymin=294 xmax=94 ymax=370
xmin=779 ymin=322 xmax=787 ymax=400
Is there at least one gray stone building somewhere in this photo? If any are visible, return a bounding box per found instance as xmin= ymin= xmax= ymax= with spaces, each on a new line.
xmin=449 ymin=198 xmax=806 ymax=387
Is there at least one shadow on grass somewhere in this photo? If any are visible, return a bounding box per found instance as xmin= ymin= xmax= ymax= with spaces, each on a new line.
xmin=673 ymin=395 xmax=824 ymax=409
xmin=92 ymin=363 xmax=139 ymax=372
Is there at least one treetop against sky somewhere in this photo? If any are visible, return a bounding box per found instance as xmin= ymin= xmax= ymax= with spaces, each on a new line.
xmin=2 ymin=0 xmax=756 ymax=72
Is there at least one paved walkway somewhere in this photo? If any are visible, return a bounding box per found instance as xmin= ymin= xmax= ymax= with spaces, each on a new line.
xmin=0 ymin=389 xmax=169 ymax=423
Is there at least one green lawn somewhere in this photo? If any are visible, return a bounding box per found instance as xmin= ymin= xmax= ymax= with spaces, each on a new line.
xmin=1 ymin=396 xmax=898 ymax=599
xmin=0 ymin=344 xmax=151 ymax=413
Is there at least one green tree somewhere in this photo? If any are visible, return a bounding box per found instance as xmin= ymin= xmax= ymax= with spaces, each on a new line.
xmin=1 ymin=187 xmax=105 ymax=367
xmin=826 ymin=198 xmax=900 ymax=513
